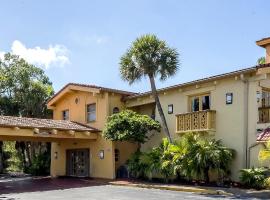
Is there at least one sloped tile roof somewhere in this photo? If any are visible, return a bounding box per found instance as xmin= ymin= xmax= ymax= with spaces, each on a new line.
xmin=257 ymin=127 xmax=270 ymax=142
xmin=48 ymin=83 xmax=137 ymax=104
xmin=0 ymin=116 xmax=100 ymax=132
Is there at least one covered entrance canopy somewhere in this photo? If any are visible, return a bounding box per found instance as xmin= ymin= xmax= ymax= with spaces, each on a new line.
xmin=0 ymin=116 xmax=100 ymax=142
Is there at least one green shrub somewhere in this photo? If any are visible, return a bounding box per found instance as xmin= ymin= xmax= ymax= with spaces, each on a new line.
xmin=172 ymin=133 xmax=235 ymax=183
xmin=240 ymin=167 xmax=268 ymax=189
xmin=126 ymin=151 xmax=146 ymax=178
xmin=3 ymin=141 xmax=23 ymax=172
xmin=127 ymin=135 xmax=235 ymax=183
xmin=26 ymin=152 xmax=51 ymax=176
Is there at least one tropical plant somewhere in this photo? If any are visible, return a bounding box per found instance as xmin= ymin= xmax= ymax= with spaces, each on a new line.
xmin=259 ymin=140 xmax=270 ymax=165
xmin=127 ymin=138 xmax=174 ymax=182
xmin=172 ymin=134 xmax=235 ymax=183
xmin=126 ymin=151 xmax=146 ymax=178
xmin=240 ymin=167 xmax=268 ymax=189
xmin=120 ymin=34 xmax=179 ymax=143
xmin=103 ymin=110 xmax=161 ymax=145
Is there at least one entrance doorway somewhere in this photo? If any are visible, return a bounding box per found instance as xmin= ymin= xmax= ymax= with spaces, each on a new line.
xmin=66 ymin=149 xmax=90 ymax=177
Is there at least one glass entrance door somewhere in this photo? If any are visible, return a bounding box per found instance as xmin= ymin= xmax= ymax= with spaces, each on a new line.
xmin=66 ymin=149 xmax=89 ymax=177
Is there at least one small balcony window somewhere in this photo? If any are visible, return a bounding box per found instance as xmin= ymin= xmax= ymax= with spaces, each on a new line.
xmin=62 ymin=110 xmax=69 ymax=120
xmin=87 ymin=103 xmax=96 ymax=122
xmin=190 ymin=94 xmax=210 ymax=112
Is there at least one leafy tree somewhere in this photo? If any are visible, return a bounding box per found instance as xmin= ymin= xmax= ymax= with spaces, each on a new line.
xmin=257 ymin=57 xmax=266 ymax=65
xmin=259 ymin=140 xmax=270 ymax=165
xmin=0 ymin=53 xmax=54 ymax=117
xmin=0 ymin=53 xmax=54 ymax=173
xmin=103 ymin=110 xmax=161 ymax=144
xmin=120 ymin=34 xmax=179 ymax=142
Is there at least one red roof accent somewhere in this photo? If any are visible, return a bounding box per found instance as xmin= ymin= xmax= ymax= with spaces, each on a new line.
xmin=257 ymin=127 xmax=270 ymax=142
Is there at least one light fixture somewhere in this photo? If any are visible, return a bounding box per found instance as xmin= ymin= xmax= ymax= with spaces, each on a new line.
xmin=99 ymin=150 xmax=104 ymax=159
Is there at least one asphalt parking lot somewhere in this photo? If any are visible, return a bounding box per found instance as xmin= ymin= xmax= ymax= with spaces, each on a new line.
xmin=0 ymin=177 xmax=267 ymax=200
xmin=0 ymin=184 xmax=250 ymax=200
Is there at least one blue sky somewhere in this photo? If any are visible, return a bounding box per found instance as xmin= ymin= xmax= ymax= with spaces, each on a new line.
xmin=0 ymin=0 xmax=269 ymax=92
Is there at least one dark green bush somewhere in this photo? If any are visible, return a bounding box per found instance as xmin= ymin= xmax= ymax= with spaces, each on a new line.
xmin=26 ymin=152 xmax=51 ymax=176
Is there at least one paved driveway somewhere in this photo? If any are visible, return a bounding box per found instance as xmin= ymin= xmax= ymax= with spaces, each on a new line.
xmin=0 ymin=185 xmax=250 ymax=200
xmin=0 ymin=177 xmax=266 ymax=200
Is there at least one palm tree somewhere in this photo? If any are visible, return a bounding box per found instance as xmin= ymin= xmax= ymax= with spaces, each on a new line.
xmin=120 ymin=34 xmax=179 ymax=142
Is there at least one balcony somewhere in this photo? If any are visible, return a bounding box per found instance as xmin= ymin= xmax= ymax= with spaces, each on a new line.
xmin=258 ymin=107 xmax=270 ymax=123
xmin=176 ymin=110 xmax=216 ymax=133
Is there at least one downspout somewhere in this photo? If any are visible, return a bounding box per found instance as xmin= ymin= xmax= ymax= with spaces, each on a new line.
xmin=241 ymin=74 xmax=249 ymax=168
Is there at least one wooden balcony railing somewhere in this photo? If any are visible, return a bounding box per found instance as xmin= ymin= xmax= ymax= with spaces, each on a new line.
xmin=258 ymin=107 xmax=270 ymax=123
xmin=176 ymin=110 xmax=216 ymax=133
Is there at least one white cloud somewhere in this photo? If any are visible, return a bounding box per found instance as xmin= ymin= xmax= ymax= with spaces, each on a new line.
xmin=1 ymin=40 xmax=70 ymax=69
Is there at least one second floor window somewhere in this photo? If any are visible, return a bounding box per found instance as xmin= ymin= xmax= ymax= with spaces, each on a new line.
xmin=190 ymin=94 xmax=210 ymax=112
xmin=262 ymin=90 xmax=270 ymax=107
xmin=62 ymin=110 xmax=69 ymax=120
xmin=87 ymin=103 xmax=96 ymax=122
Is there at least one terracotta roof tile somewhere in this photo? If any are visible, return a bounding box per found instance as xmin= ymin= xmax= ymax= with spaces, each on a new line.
xmin=0 ymin=116 xmax=100 ymax=132
xmin=257 ymin=127 xmax=270 ymax=142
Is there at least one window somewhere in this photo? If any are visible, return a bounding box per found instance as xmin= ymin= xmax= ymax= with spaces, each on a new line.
xmin=168 ymin=104 xmax=173 ymax=114
xmin=226 ymin=93 xmax=233 ymax=105
xmin=190 ymin=94 xmax=211 ymax=112
xmin=87 ymin=103 xmax=96 ymax=122
xmin=115 ymin=149 xmax=120 ymax=162
xmin=62 ymin=110 xmax=69 ymax=120
xmin=112 ymin=107 xmax=120 ymax=114
xmin=262 ymin=90 xmax=270 ymax=107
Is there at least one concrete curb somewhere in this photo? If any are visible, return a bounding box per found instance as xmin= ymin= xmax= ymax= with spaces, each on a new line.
xmin=109 ymin=182 xmax=232 ymax=196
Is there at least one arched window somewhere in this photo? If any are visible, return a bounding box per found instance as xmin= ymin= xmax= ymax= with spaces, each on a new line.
xmin=115 ymin=149 xmax=120 ymax=162
xmin=113 ymin=107 xmax=120 ymax=114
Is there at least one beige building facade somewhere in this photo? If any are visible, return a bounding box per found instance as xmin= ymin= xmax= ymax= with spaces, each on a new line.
xmin=0 ymin=37 xmax=270 ymax=181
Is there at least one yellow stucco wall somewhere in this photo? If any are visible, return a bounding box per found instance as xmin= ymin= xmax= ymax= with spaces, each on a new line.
xmin=50 ymin=134 xmax=115 ymax=179
xmin=49 ymin=90 xmax=134 ymax=179
xmin=126 ymin=72 xmax=270 ymax=181
xmin=114 ymin=141 xmax=138 ymax=171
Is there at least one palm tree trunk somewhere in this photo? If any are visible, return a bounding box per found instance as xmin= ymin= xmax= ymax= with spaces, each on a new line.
xmin=149 ymin=75 xmax=172 ymax=143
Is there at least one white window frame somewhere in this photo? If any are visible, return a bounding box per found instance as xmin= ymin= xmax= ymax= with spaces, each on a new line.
xmin=87 ymin=103 xmax=96 ymax=122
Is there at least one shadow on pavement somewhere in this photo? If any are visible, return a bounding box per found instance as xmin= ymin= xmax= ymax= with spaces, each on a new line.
xmin=0 ymin=176 xmax=109 ymax=195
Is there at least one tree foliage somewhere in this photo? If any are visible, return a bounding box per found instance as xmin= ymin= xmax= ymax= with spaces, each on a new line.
xmin=119 ymin=34 xmax=180 ymax=143
xmin=103 ymin=110 xmax=161 ymax=144
xmin=0 ymin=53 xmax=54 ymax=174
xmin=120 ymin=34 xmax=179 ymax=84
xmin=0 ymin=53 xmax=54 ymax=117
xmin=257 ymin=57 xmax=266 ymax=65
